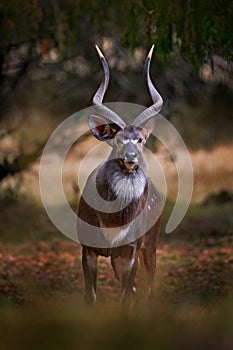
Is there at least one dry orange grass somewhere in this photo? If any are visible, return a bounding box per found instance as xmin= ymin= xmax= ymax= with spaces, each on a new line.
xmin=155 ymin=143 xmax=233 ymax=203
xmin=6 ymin=140 xmax=232 ymax=207
xmin=189 ymin=144 xmax=233 ymax=202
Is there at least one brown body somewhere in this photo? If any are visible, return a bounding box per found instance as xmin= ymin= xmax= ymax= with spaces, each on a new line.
xmin=81 ymin=221 xmax=161 ymax=308
xmin=77 ymin=45 xmax=163 ymax=308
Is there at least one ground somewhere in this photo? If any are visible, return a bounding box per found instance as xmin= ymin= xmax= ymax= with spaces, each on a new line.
xmin=0 ymin=200 xmax=232 ymax=350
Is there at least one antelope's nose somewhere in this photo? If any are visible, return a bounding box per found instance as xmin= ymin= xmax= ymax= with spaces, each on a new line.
xmin=124 ymin=151 xmax=138 ymax=163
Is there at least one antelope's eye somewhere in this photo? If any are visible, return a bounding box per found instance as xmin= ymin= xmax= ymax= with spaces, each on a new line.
xmin=138 ymin=138 xmax=143 ymax=144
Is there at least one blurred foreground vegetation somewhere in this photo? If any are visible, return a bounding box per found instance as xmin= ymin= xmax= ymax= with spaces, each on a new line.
xmin=0 ymin=298 xmax=232 ymax=350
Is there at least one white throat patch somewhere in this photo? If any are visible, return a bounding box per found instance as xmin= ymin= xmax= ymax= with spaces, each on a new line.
xmin=111 ymin=173 xmax=146 ymax=204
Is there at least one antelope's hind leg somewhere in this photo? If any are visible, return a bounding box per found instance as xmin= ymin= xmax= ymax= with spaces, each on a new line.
xmin=139 ymin=247 xmax=157 ymax=299
xmin=82 ymin=246 xmax=98 ymax=305
xmin=114 ymin=246 xmax=138 ymax=310
xmin=111 ymin=254 xmax=137 ymax=295
xmin=139 ymin=221 xmax=160 ymax=300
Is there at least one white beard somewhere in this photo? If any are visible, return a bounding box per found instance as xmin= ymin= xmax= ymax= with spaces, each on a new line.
xmin=111 ymin=173 xmax=146 ymax=205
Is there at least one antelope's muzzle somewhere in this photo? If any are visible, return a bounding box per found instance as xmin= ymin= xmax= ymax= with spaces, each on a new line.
xmin=122 ymin=151 xmax=138 ymax=172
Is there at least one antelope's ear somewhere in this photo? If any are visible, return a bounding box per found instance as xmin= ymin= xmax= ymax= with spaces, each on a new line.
xmin=89 ymin=115 xmax=122 ymax=141
xmin=142 ymin=118 xmax=155 ymax=138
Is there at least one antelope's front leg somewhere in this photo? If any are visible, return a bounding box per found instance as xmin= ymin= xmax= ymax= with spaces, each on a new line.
xmin=120 ymin=246 xmax=138 ymax=310
xmin=82 ymin=246 xmax=98 ymax=305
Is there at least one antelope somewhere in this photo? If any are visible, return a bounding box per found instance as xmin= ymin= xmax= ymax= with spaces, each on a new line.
xmin=77 ymin=45 xmax=163 ymax=308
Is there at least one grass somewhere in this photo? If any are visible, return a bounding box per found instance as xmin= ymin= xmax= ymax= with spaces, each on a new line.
xmin=0 ymin=299 xmax=232 ymax=350
xmin=0 ymin=198 xmax=232 ymax=348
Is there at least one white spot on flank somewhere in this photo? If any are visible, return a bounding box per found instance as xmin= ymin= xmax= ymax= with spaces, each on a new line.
xmin=122 ymin=139 xmax=129 ymax=144
xmin=131 ymin=139 xmax=138 ymax=144
xmin=148 ymin=205 xmax=151 ymax=210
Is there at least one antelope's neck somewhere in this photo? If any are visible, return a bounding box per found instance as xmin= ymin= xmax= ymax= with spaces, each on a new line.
xmin=96 ymin=159 xmax=147 ymax=204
